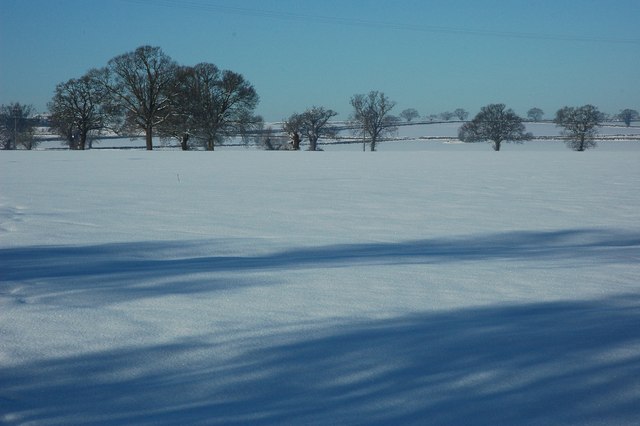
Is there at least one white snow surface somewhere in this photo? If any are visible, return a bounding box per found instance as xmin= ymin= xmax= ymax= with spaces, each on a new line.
xmin=1 ymin=140 xmax=640 ymax=424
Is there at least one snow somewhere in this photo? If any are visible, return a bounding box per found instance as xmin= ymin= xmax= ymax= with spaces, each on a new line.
xmin=1 ymin=137 xmax=640 ymax=424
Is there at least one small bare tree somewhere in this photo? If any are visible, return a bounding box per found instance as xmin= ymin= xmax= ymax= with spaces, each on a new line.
xmin=0 ymin=103 xmax=37 ymax=150
xmin=300 ymin=106 xmax=338 ymax=151
xmin=400 ymin=108 xmax=419 ymax=122
xmin=440 ymin=111 xmax=454 ymax=121
xmin=555 ymin=105 xmax=602 ymax=151
xmin=283 ymin=113 xmax=303 ymax=150
xmin=350 ymin=91 xmax=397 ymax=151
xmin=458 ymin=103 xmax=532 ymax=151
xmin=527 ymin=108 xmax=544 ymax=122
xmin=283 ymin=107 xmax=337 ymax=150
xmin=453 ymin=108 xmax=469 ymax=121
xmin=259 ymin=126 xmax=275 ymax=150
xmin=618 ymin=109 xmax=638 ymax=127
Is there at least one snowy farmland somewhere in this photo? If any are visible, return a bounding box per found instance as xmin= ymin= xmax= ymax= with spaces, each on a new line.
xmin=1 ymin=132 xmax=640 ymax=424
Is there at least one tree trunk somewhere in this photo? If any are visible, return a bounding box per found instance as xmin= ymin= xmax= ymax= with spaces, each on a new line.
xmin=264 ymin=137 xmax=274 ymax=150
xmin=370 ymin=137 xmax=377 ymax=152
xmin=181 ymin=134 xmax=189 ymax=151
xmin=66 ymin=129 xmax=75 ymax=150
xmin=292 ymin=133 xmax=300 ymax=150
xmin=79 ymin=131 xmax=87 ymax=150
xmin=145 ymin=126 xmax=153 ymax=150
xmin=206 ymin=140 xmax=214 ymax=151
xmin=309 ymin=136 xmax=317 ymax=151
xmin=493 ymin=140 xmax=501 ymax=151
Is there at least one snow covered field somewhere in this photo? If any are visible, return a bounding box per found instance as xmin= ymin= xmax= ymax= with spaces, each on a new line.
xmin=1 ymin=140 xmax=640 ymax=424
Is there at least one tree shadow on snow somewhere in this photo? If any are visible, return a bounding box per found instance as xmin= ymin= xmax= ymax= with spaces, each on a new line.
xmin=4 ymin=229 xmax=639 ymax=280
xmin=1 ymin=227 xmax=638 ymax=306
xmin=1 ymin=295 xmax=639 ymax=425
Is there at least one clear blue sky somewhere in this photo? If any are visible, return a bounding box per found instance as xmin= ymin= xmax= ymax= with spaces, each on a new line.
xmin=1 ymin=0 xmax=639 ymax=121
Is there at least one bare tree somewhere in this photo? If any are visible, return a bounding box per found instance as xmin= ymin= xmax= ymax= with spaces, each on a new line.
xmin=0 ymin=103 xmax=37 ymax=150
xmin=299 ymin=106 xmax=338 ymax=151
xmin=0 ymin=106 xmax=14 ymax=150
xmin=202 ymin=68 xmax=261 ymax=150
xmin=400 ymin=108 xmax=419 ymax=122
xmin=157 ymin=65 xmax=196 ymax=150
xmin=99 ymin=45 xmax=179 ymax=150
xmin=527 ymin=107 xmax=544 ymax=122
xmin=282 ymin=112 xmax=303 ymax=150
xmin=618 ymin=109 xmax=638 ymax=127
xmin=458 ymin=103 xmax=532 ymax=151
xmin=350 ymin=91 xmax=397 ymax=151
xmin=453 ymin=108 xmax=469 ymax=121
xmin=49 ymin=69 xmax=108 ymax=150
xmin=555 ymin=105 xmax=602 ymax=151
xmin=259 ymin=126 xmax=275 ymax=150
xmin=157 ymin=63 xmax=261 ymax=151
xmin=440 ymin=111 xmax=454 ymax=121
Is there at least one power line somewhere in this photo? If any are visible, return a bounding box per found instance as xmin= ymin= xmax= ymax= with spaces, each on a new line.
xmin=120 ymin=0 xmax=640 ymax=45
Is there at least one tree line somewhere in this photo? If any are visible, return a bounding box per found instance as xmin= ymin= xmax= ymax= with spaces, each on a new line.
xmin=1 ymin=45 xmax=638 ymax=151
xmin=2 ymin=46 xmax=262 ymax=151
xmin=457 ymin=104 xmax=605 ymax=151
xmin=280 ymin=101 xmax=624 ymax=152
xmin=48 ymin=46 xmax=262 ymax=151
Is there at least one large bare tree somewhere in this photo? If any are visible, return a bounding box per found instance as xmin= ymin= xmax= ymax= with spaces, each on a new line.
xmin=157 ymin=64 xmax=205 ymax=150
xmin=197 ymin=67 xmax=261 ymax=151
xmin=161 ymin=63 xmax=260 ymax=151
xmin=555 ymin=105 xmax=602 ymax=151
xmin=100 ymin=45 xmax=178 ymax=150
xmin=49 ymin=69 xmax=108 ymax=150
xmin=458 ymin=103 xmax=532 ymax=151
xmin=350 ymin=91 xmax=397 ymax=151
